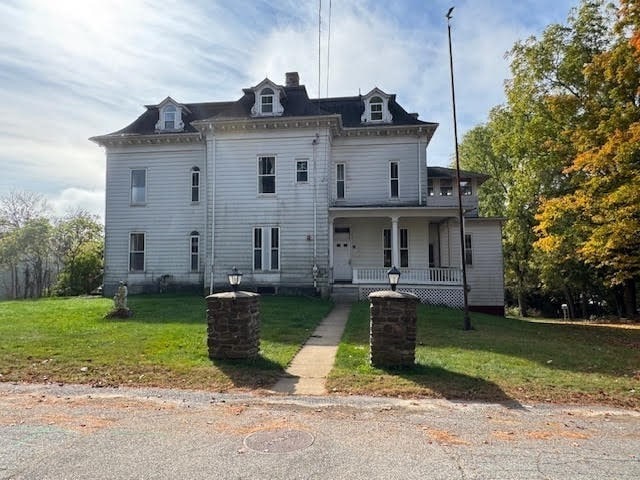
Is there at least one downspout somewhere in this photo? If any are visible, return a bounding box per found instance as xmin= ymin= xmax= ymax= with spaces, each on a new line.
xmin=202 ymin=132 xmax=208 ymax=295
xmin=312 ymin=133 xmax=319 ymax=288
xmin=208 ymin=130 xmax=216 ymax=294
xmin=417 ymin=133 xmax=422 ymax=206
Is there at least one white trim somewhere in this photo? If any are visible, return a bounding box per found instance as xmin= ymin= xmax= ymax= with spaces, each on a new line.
xmin=360 ymin=88 xmax=393 ymax=124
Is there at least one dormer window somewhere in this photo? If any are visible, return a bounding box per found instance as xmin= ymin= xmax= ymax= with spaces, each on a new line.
xmin=164 ymin=105 xmax=176 ymax=130
xmin=370 ymin=97 xmax=383 ymax=121
xmin=361 ymin=88 xmax=392 ymax=124
xmin=250 ymin=79 xmax=285 ymax=117
xmin=261 ymin=88 xmax=274 ymax=114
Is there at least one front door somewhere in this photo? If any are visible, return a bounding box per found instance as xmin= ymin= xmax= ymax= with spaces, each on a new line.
xmin=333 ymin=228 xmax=352 ymax=282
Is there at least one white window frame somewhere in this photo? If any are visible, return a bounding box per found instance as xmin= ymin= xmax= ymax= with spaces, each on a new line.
xmin=191 ymin=167 xmax=200 ymax=203
xmin=163 ymin=104 xmax=176 ymax=130
xmin=370 ymin=96 xmax=383 ymax=121
xmin=460 ymin=178 xmax=473 ymax=196
xmin=389 ymin=161 xmax=399 ymax=198
xmin=439 ymin=178 xmax=453 ymax=196
xmin=296 ymin=159 xmax=308 ymax=183
xmin=464 ymin=233 xmax=473 ymax=266
xmin=130 ymin=169 xmax=147 ymax=205
xmin=129 ymin=232 xmax=145 ymax=272
xmin=260 ymin=88 xmax=274 ymax=114
xmin=253 ymin=226 xmax=280 ymax=271
xmin=336 ymin=163 xmax=345 ymax=199
xmin=190 ymin=232 xmax=200 ymax=272
xmin=257 ymin=156 xmax=276 ymax=195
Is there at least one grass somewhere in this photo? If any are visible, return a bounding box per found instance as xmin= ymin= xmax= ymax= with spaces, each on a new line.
xmin=0 ymin=294 xmax=332 ymax=391
xmin=326 ymin=302 xmax=640 ymax=408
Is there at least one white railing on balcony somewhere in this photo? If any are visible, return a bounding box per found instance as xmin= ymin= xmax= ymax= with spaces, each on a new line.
xmin=352 ymin=267 xmax=462 ymax=285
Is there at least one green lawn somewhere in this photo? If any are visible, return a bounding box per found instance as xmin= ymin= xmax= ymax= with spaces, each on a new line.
xmin=327 ymin=302 xmax=640 ymax=408
xmin=0 ymin=294 xmax=332 ymax=391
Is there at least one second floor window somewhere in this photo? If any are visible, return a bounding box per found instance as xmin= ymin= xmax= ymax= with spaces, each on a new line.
xmin=131 ymin=169 xmax=146 ymax=204
xmin=191 ymin=167 xmax=200 ymax=202
xmin=427 ymin=179 xmax=434 ymax=196
xmin=460 ymin=178 xmax=472 ymax=196
xmin=336 ymin=163 xmax=345 ymax=199
xmin=296 ymin=160 xmax=308 ymax=182
xmin=258 ymin=156 xmax=276 ymax=194
xmin=390 ymin=161 xmax=399 ymax=198
xmin=439 ymin=179 xmax=453 ymax=196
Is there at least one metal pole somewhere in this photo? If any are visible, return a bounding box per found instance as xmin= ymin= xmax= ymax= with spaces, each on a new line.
xmin=446 ymin=7 xmax=472 ymax=330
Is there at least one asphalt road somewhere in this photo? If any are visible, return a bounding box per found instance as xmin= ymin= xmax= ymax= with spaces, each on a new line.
xmin=1 ymin=383 xmax=638 ymax=479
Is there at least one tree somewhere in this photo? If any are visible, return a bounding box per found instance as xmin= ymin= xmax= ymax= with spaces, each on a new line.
xmin=52 ymin=210 xmax=104 ymax=296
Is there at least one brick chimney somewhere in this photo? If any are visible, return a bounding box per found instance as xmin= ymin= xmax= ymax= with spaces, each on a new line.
xmin=285 ymin=72 xmax=299 ymax=87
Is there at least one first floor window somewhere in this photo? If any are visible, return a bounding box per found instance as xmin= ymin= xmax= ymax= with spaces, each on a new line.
xmin=429 ymin=243 xmax=435 ymax=267
xmin=254 ymin=227 xmax=280 ymax=271
xmin=383 ymin=229 xmax=392 ymax=268
xmin=390 ymin=161 xmax=399 ymax=198
xmin=258 ymin=156 xmax=276 ymax=194
xmin=400 ymin=228 xmax=408 ymax=268
xmin=131 ymin=169 xmax=146 ymax=204
xmin=383 ymin=228 xmax=408 ymax=268
xmin=296 ymin=159 xmax=308 ymax=182
xmin=129 ymin=233 xmax=145 ymax=271
xmin=191 ymin=167 xmax=200 ymax=202
xmin=190 ymin=232 xmax=199 ymax=272
xmin=336 ymin=163 xmax=345 ymax=199
xmin=464 ymin=234 xmax=473 ymax=266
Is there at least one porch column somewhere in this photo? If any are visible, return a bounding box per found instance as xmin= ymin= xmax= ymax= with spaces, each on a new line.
xmin=391 ymin=216 xmax=400 ymax=268
xmin=329 ymin=218 xmax=334 ymax=280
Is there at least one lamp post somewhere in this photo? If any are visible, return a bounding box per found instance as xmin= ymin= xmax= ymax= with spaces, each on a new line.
xmin=387 ymin=266 xmax=401 ymax=292
xmin=446 ymin=7 xmax=472 ymax=331
xmin=228 ymin=266 xmax=242 ymax=292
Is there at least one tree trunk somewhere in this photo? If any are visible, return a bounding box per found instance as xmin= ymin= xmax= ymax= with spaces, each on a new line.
xmin=623 ymin=279 xmax=637 ymax=320
xmin=517 ymin=292 xmax=528 ymax=317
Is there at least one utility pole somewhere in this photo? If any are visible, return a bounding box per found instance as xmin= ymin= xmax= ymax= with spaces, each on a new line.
xmin=446 ymin=7 xmax=472 ymax=331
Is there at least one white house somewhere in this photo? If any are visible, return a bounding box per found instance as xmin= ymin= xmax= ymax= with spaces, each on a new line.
xmin=91 ymin=72 xmax=504 ymax=315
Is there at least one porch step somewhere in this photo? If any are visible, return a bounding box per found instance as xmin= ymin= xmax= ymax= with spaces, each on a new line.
xmin=331 ymin=285 xmax=359 ymax=302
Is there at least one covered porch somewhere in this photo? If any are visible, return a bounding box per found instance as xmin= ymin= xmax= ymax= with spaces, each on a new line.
xmin=328 ymin=206 xmax=464 ymax=294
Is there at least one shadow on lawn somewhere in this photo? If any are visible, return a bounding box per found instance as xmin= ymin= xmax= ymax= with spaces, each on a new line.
xmin=382 ymin=363 xmax=524 ymax=409
xmin=211 ymin=355 xmax=286 ymax=389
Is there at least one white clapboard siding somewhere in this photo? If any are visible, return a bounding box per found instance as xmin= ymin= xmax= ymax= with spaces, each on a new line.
xmin=465 ymin=219 xmax=505 ymax=306
xmin=104 ymin=143 xmax=206 ymax=292
xmin=331 ymin=136 xmax=424 ymax=205
xmin=209 ymin=128 xmax=330 ymax=286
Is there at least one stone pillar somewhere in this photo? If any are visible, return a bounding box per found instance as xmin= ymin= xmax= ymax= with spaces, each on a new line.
xmin=369 ymin=290 xmax=419 ymax=368
xmin=206 ymin=291 xmax=260 ymax=360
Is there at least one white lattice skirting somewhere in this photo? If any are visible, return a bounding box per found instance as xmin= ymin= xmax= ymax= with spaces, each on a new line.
xmin=359 ymin=286 xmax=464 ymax=308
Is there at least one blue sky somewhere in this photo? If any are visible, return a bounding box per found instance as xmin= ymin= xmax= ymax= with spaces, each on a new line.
xmin=0 ymin=0 xmax=580 ymax=219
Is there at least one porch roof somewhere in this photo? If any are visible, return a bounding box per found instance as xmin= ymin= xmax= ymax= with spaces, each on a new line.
xmin=329 ymin=205 xmax=459 ymax=219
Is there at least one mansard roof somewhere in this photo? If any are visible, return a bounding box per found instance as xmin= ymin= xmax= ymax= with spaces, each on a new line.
xmin=92 ymin=79 xmax=437 ymax=140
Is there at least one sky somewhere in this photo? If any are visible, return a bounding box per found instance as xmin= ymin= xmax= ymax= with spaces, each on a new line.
xmin=0 ymin=0 xmax=581 ymax=221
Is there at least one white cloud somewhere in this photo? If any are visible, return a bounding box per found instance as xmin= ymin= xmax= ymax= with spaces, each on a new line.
xmin=48 ymin=188 xmax=105 ymax=222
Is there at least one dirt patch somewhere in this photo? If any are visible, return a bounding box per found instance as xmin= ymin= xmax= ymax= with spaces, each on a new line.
xmin=422 ymin=428 xmax=470 ymax=446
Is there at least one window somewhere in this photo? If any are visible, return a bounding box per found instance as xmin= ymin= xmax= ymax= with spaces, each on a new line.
xmin=296 ymin=160 xmax=308 ymax=183
xmin=427 ymin=179 xmax=434 ymax=196
xmin=400 ymin=228 xmax=408 ymax=268
xmin=439 ymin=179 xmax=453 ymax=196
xmin=464 ymin=234 xmax=473 ymax=266
xmin=336 ymin=163 xmax=345 ymax=199
xmin=129 ymin=233 xmax=145 ymax=272
xmin=190 ymin=231 xmax=199 ymax=272
xmin=164 ymin=104 xmax=176 ymax=129
xmin=390 ymin=161 xmax=399 ymax=198
xmin=191 ymin=167 xmax=200 ymax=202
xmin=131 ymin=169 xmax=146 ymax=204
xmin=258 ymin=156 xmax=276 ymax=194
xmin=460 ymin=178 xmax=472 ymax=196
xmin=261 ymin=88 xmax=274 ymax=114
xmin=429 ymin=243 xmax=435 ymax=267
xmin=253 ymin=227 xmax=280 ymax=271
xmin=370 ymin=96 xmax=383 ymax=121
xmin=383 ymin=229 xmax=392 ymax=268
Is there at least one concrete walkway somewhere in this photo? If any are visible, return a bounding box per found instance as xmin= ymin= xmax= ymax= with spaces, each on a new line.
xmin=271 ymin=302 xmax=352 ymax=395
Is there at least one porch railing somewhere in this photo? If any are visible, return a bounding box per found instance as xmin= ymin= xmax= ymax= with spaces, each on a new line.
xmin=352 ymin=267 xmax=462 ymax=285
